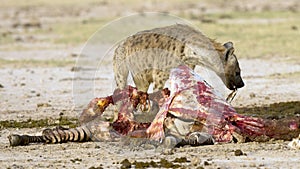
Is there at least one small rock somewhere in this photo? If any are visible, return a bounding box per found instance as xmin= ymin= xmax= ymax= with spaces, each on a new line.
xmin=14 ymin=36 xmax=23 ymax=42
xmin=291 ymin=25 xmax=298 ymax=30
xmin=234 ymin=149 xmax=244 ymax=156
xmin=160 ymin=158 xmax=180 ymax=168
xmin=161 ymin=148 xmax=174 ymax=155
xmin=200 ymin=18 xmax=215 ymax=23
xmin=191 ymin=157 xmax=201 ymax=166
xmin=173 ymin=157 xmax=189 ymax=163
xmin=1 ymin=31 xmax=8 ymax=37
xmin=89 ymin=166 xmax=103 ymax=169
xmin=249 ymin=93 xmax=256 ymax=98
xmin=82 ymin=20 xmax=88 ymax=24
xmin=23 ymin=19 xmax=41 ymax=28
xmin=37 ymin=103 xmax=51 ymax=107
xmin=71 ymin=66 xmax=80 ymax=72
xmin=288 ymin=134 xmax=300 ymax=149
xmin=12 ymin=22 xmax=20 ymax=28
xmin=0 ymin=83 xmax=3 ymax=88
xmin=142 ymin=143 xmax=155 ymax=150
xmin=249 ymin=163 xmax=256 ymax=167
xmin=70 ymin=158 xmax=82 ymax=163
xmin=120 ymin=159 xmax=131 ymax=168
xmin=203 ymin=161 xmax=210 ymax=166
xmin=71 ymin=52 xmax=79 ymax=57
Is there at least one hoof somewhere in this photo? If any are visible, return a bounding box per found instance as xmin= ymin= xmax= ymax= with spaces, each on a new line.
xmin=8 ymin=134 xmax=23 ymax=147
xmin=187 ymin=132 xmax=214 ymax=145
xmin=163 ymin=135 xmax=179 ymax=148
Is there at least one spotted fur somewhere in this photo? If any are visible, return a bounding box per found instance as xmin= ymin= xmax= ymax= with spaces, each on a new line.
xmin=113 ymin=24 xmax=244 ymax=91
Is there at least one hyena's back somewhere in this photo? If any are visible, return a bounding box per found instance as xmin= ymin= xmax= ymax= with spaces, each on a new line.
xmin=113 ymin=24 xmax=221 ymax=92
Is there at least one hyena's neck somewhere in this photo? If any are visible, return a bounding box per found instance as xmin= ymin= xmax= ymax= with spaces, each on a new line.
xmin=184 ymin=46 xmax=225 ymax=80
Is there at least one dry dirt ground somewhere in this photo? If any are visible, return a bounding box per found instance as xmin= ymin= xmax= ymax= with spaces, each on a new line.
xmin=1 ymin=0 xmax=300 ymax=169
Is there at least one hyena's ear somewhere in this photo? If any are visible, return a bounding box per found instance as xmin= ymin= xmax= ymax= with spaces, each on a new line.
xmin=223 ymin=42 xmax=235 ymax=61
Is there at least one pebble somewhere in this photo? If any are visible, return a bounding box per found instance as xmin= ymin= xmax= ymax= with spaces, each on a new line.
xmin=234 ymin=149 xmax=244 ymax=156
xmin=191 ymin=157 xmax=201 ymax=166
xmin=203 ymin=161 xmax=210 ymax=166
xmin=120 ymin=159 xmax=131 ymax=168
xmin=37 ymin=103 xmax=51 ymax=107
xmin=249 ymin=93 xmax=256 ymax=98
xmin=288 ymin=134 xmax=300 ymax=149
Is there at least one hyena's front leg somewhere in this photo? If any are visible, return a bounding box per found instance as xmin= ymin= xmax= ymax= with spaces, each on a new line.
xmin=153 ymin=71 xmax=170 ymax=92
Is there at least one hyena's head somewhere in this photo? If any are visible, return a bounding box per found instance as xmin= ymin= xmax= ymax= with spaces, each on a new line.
xmin=222 ymin=42 xmax=244 ymax=90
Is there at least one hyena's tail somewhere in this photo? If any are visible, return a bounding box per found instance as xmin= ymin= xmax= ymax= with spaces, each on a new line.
xmin=8 ymin=126 xmax=92 ymax=146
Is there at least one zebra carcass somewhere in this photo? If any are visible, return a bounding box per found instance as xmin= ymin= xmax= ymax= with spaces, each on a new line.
xmin=8 ymin=66 xmax=300 ymax=147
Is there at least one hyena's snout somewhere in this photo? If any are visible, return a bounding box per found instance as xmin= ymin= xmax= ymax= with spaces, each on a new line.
xmin=235 ymin=77 xmax=244 ymax=89
xmin=225 ymin=75 xmax=244 ymax=90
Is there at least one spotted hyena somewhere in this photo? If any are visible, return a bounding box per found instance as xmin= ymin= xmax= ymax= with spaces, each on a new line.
xmin=113 ymin=24 xmax=244 ymax=92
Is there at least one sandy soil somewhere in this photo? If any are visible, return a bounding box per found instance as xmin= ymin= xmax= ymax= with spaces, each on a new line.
xmin=1 ymin=55 xmax=299 ymax=168
xmin=1 ymin=1 xmax=300 ymax=169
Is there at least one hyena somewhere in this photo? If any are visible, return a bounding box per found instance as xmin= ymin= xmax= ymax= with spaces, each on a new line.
xmin=113 ymin=24 xmax=244 ymax=92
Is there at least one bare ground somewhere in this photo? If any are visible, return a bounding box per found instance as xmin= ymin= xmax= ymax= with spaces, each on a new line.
xmin=0 ymin=52 xmax=299 ymax=169
xmin=1 ymin=1 xmax=300 ymax=169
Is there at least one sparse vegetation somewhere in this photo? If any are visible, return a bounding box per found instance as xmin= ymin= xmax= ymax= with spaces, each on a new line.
xmin=194 ymin=11 xmax=300 ymax=59
xmin=1 ymin=10 xmax=299 ymax=60
xmin=0 ymin=58 xmax=75 ymax=68
xmin=1 ymin=1 xmax=300 ymax=168
xmin=0 ymin=117 xmax=78 ymax=129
